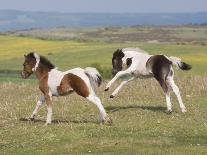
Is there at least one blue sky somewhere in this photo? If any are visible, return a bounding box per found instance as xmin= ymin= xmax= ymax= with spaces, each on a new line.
xmin=0 ymin=0 xmax=206 ymax=13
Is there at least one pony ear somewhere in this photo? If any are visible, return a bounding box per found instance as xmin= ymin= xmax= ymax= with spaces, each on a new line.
xmin=24 ymin=54 xmax=26 ymax=57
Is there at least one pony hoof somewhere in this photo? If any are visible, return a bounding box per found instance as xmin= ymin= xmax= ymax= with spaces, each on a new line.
xmin=104 ymin=87 xmax=109 ymax=91
xmin=181 ymin=109 xmax=187 ymax=113
xmin=110 ymin=95 xmax=115 ymax=98
xmin=29 ymin=117 xmax=35 ymax=121
xmin=166 ymin=110 xmax=172 ymax=114
xmin=44 ymin=122 xmax=51 ymax=126
xmin=101 ymin=115 xmax=113 ymax=125
xmin=28 ymin=116 xmax=35 ymax=121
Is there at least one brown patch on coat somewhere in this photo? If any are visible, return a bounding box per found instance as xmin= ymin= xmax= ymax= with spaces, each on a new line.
xmin=57 ymin=73 xmax=89 ymax=98
xmin=57 ymin=75 xmax=74 ymax=96
xmin=146 ymin=55 xmax=172 ymax=93
xmin=38 ymin=73 xmax=49 ymax=95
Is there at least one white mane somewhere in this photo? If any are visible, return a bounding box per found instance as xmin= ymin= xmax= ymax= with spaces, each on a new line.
xmin=32 ymin=53 xmax=40 ymax=71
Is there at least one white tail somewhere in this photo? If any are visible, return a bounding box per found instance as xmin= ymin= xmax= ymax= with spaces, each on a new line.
xmin=167 ymin=56 xmax=192 ymax=71
xmin=84 ymin=67 xmax=102 ymax=87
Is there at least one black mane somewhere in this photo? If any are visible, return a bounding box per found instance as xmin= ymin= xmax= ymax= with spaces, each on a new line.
xmin=40 ymin=55 xmax=55 ymax=69
xmin=112 ymin=49 xmax=125 ymax=64
xmin=27 ymin=52 xmax=55 ymax=69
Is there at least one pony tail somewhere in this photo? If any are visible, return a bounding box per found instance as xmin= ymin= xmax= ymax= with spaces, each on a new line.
xmin=167 ymin=56 xmax=192 ymax=71
xmin=178 ymin=62 xmax=192 ymax=70
xmin=84 ymin=67 xmax=102 ymax=87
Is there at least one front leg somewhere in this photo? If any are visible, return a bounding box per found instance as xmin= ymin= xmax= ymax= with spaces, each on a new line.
xmin=45 ymin=95 xmax=53 ymax=125
xmin=110 ymin=77 xmax=135 ymax=98
xmin=105 ymin=70 xmax=132 ymax=91
xmin=30 ymin=95 xmax=45 ymax=120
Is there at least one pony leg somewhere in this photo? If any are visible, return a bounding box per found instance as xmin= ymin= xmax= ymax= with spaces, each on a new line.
xmin=87 ymin=94 xmax=112 ymax=124
xmin=110 ymin=77 xmax=135 ymax=98
xmin=105 ymin=70 xmax=132 ymax=91
xmin=45 ymin=95 xmax=53 ymax=125
xmin=168 ymin=77 xmax=186 ymax=113
xmin=155 ymin=76 xmax=172 ymax=113
xmin=161 ymin=82 xmax=172 ymax=113
xmin=165 ymin=91 xmax=172 ymax=113
xmin=30 ymin=95 xmax=45 ymax=119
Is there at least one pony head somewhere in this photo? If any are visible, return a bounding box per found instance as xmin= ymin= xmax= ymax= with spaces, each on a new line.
xmin=21 ymin=52 xmax=39 ymax=79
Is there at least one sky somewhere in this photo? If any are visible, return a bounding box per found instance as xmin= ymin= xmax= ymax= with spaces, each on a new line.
xmin=0 ymin=0 xmax=206 ymax=13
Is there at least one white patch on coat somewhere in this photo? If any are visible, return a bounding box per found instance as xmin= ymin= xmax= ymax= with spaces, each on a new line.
xmin=48 ymin=68 xmax=65 ymax=96
xmin=47 ymin=67 xmax=92 ymax=96
xmin=32 ymin=53 xmax=40 ymax=71
xmin=122 ymin=49 xmax=152 ymax=76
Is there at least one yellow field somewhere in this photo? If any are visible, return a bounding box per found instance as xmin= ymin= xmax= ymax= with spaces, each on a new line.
xmin=1 ymin=35 xmax=207 ymax=76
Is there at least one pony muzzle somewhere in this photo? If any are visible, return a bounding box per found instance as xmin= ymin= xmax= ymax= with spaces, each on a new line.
xmin=21 ymin=71 xmax=31 ymax=79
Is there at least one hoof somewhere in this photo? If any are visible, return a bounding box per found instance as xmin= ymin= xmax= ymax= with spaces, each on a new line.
xmin=44 ymin=122 xmax=51 ymax=126
xmin=28 ymin=117 xmax=35 ymax=121
xmin=110 ymin=95 xmax=115 ymax=98
xmin=166 ymin=110 xmax=172 ymax=114
xmin=101 ymin=115 xmax=113 ymax=125
xmin=104 ymin=87 xmax=109 ymax=91
xmin=181 ymin=108 xmax=187 ymax=113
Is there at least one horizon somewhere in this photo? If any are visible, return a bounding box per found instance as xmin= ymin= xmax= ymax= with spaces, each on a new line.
xmin=1 ymin=9 xmax=207 ymax=14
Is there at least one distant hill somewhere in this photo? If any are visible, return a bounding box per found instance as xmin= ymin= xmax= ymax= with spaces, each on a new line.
xmin=0 ymin=10 xmax=207 ymax=31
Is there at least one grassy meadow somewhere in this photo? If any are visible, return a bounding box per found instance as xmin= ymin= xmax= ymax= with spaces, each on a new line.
xmin=0 ymin=26 xmax=207 ymax=154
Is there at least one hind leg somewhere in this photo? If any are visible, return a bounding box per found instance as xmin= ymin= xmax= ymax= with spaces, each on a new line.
xmin=165 ymin=90 xmax=172 ymax=113
xmin=87 ymin=94 xmax=112 ymax=124
xmin=69 ymin=74 xmax=112 ymax=124
xmin=167 ymin=76 xmax=186 ymax=113
xmin=158 ymin=78 xmax=172 ymax=113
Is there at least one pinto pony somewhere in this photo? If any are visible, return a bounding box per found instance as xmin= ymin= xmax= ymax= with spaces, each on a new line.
xmin=22 ymin=52 xmax=111 ymax=125
xmin=105 ymin=48 xmax=192 ymax=113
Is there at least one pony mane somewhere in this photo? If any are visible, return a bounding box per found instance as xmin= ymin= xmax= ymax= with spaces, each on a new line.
xmin=27 ymin=52 xmax=55 ymax=69
xmin=113 ymin=49 xmax=125 ymax=58
xmin=122 ymin=47 xmax=148 ymax=54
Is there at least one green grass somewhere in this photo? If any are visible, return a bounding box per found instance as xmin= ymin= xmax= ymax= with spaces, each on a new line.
xmin=0 ymin=76 xmax=207 ymax=155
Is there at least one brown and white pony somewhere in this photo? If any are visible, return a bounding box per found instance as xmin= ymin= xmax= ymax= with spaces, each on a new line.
xmin=22 ymin=52 xmax=112 ymax=125
xmin=105 ymin=48 xmax=192 ymax=113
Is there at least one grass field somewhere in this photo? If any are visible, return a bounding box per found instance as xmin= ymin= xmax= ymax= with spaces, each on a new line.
xmin=0 ymin=77 xmax=207 ymax=155
xmin=0 ymin=26 xmax=207 ymax=154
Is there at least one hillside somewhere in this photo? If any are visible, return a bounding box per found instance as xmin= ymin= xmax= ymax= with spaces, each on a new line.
xmin=1 ymin=10 xmax=207 ymax=31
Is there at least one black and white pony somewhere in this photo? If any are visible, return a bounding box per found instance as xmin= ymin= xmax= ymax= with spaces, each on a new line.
xmin=105 ymin=48 xmax=192 ymax=113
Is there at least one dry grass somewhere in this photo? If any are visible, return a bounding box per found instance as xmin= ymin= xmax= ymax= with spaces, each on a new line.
xmin=0 ymin=76 xmax=207 ymax=154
